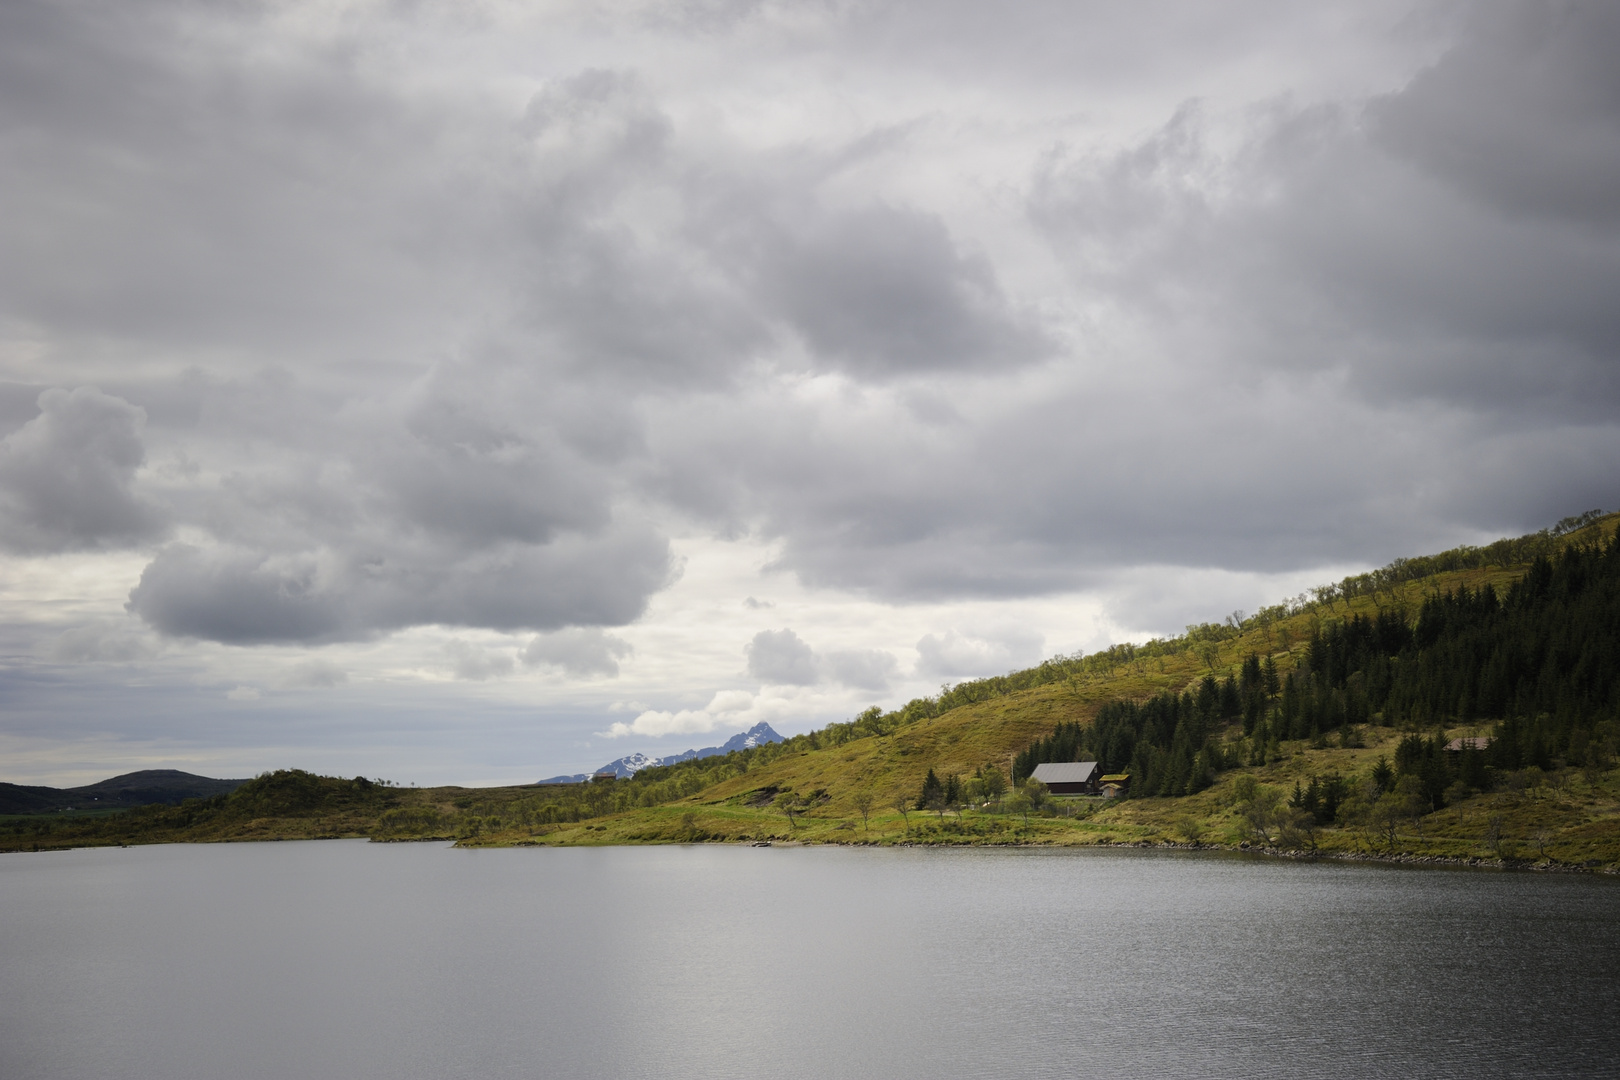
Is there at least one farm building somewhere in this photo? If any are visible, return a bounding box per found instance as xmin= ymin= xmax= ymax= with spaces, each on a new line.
xmin=1100 ymin=773 xmax=1130 ymax=798
xmin=1030 ymin=761 xmax=1100 ymax=795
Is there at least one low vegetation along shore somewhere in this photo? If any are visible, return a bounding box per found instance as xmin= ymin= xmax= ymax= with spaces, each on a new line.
xmin=7 ymin=512 xmax=1620 ymax=873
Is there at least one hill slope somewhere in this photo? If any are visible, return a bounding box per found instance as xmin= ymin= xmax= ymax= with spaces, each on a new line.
xmin=491 ymin=510 xmax=1620 ymax=864
xmin=0 ymin=770 xmax=247 ymax=815
xmin=9 ymin=512 xmax=1620 ymax=869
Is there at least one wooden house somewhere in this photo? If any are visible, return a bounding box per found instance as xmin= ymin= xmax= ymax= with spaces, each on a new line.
xmin=1030 ymin=761 xmax=1100 ymax=795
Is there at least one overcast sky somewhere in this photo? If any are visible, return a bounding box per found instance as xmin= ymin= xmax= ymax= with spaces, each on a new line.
xmin=2 ymin=1 xmax=1616 ymax=786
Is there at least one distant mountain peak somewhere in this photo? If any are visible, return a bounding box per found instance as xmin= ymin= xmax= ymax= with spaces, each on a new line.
xmin=535 ymin=722 xmax=785 ymax=784
xmin=719 ymin=722 xmax=782 ymax=752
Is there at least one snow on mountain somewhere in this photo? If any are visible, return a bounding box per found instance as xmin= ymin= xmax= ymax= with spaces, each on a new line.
xmin=590 ymin=752 xmax=658 ymax=779
xmin=718 ymin=722 xmax=782 ymax=753
xmin=534 ymin=723 xmax=785 ymax=784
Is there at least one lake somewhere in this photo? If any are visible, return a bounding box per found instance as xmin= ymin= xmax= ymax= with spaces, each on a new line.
xmin=1 ymin=841 xmax=1616 ymax=1079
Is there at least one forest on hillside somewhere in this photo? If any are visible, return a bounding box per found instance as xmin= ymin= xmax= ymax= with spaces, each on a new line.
xmin=1015 ymin=530 xmax=1620 ymax=806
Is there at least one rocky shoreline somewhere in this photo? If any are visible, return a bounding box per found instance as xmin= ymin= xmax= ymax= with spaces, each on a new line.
xmin=732 ymin=834 xmax=1618 ymax=874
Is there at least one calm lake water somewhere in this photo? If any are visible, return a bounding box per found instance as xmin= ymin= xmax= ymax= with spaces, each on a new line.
xmin=2 ymin=841 xmax=1617 ymax=1080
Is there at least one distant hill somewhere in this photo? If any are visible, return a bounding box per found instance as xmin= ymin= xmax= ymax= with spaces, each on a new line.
xmin=537 ymin=722 xmax=785 ymax=784
xmin=0 ymin=769 xmax=248 ymax=815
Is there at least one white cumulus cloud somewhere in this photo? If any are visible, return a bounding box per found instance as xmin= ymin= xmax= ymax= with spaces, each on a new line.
xmin=598 ymin=688 xmax=763 ymax=739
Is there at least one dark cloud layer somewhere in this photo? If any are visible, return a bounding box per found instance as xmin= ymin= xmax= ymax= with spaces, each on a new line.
xmin=745 ymin=204 xmax=1048 ymax=377
xmin=721 ymin=3 xmax=1620 ymax=597
xmin=1 ymin=0 xmax=1616 ymax=651
xmin=0 ymin=388 xmax=165 ymax=553
xmin=1370 ymin=4 xmax=1620 ymax=226
xmin=127 ymin=526 xmax=671 ymax=645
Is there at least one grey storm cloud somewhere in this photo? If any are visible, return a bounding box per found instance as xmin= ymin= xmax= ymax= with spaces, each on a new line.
xmin=0 ymin=387 xmax=166 ymax=554
xmin=522 ymin=628 xmax=634 ymax=679
xmin=1368 ymin=4 xmax=1620 ymax=227
xmin=127 ymin=526 xmax=671 ymax=645
xmin=1027 ymin=7 xmax=1620 ymax=418
xmin=746 ymin=629 xmax=819 ymax=686
xmin=96 ymin=360 xmax=677 ymax=644
xmin=0 ymin=0 xmax=1617 ymax=651
xmin=738 ymin=203 xmax=1049 ymax=378
xmin=640 ymin=3 xmax=1620 ymax=599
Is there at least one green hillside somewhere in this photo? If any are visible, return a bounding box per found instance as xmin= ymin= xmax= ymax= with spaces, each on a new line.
xmin=8 ymin=510 xmax=1620 ymax=870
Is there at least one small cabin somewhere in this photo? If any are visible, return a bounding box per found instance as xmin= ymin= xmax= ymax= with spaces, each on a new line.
xmin=1099 ymin=773 xmax=1131 ymax=798
xmin=1030 ymin=761 xmax=1100 ymax=795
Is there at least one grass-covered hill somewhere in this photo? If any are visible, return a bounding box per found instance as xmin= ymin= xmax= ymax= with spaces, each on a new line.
xmin=9 ymin=510 xmax=1620 ymax=870
xmin=0 ymin=769 xmax=247 ymax=815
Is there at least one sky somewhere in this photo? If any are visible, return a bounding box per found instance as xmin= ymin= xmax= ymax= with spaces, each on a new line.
xmin=2 ymin=0 xmax=1617 ymax=787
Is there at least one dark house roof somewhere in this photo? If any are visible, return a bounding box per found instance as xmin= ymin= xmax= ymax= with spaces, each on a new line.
xmin=1031 ymin=761 xmax=1099 ymax=786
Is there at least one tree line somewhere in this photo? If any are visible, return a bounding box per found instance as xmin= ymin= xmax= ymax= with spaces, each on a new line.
xmin=1275 ymin=535 xmax=1620 ymax=774
xmin=1011 ymin=671 xmax=1258 ymax=797
xmin=1012 ymin=529 xmax=1620 ymax=808
xmin=901 ymin=765 xmax=1057 ymax=825
xmin=813 ymin=513 xmax=1614 ymax=768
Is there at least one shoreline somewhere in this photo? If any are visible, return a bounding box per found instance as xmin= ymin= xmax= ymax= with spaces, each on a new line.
xmin=5 ymin=831 xmax=1618 ymax=875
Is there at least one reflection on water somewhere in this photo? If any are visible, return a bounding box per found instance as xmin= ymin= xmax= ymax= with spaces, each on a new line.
xmin=2 ymin=842 xmax=1617 ymax=1079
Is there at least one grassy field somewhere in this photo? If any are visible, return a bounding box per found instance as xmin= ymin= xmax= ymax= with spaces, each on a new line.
xmin=457 ymin=636 xmax=1620 ymax=870
xmin=7 ymin=516 xmax=1619 ymax=872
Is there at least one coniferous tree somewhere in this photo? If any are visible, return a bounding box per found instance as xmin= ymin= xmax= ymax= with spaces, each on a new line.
xmin=916 ymin=768 xmax=943 ymax=813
